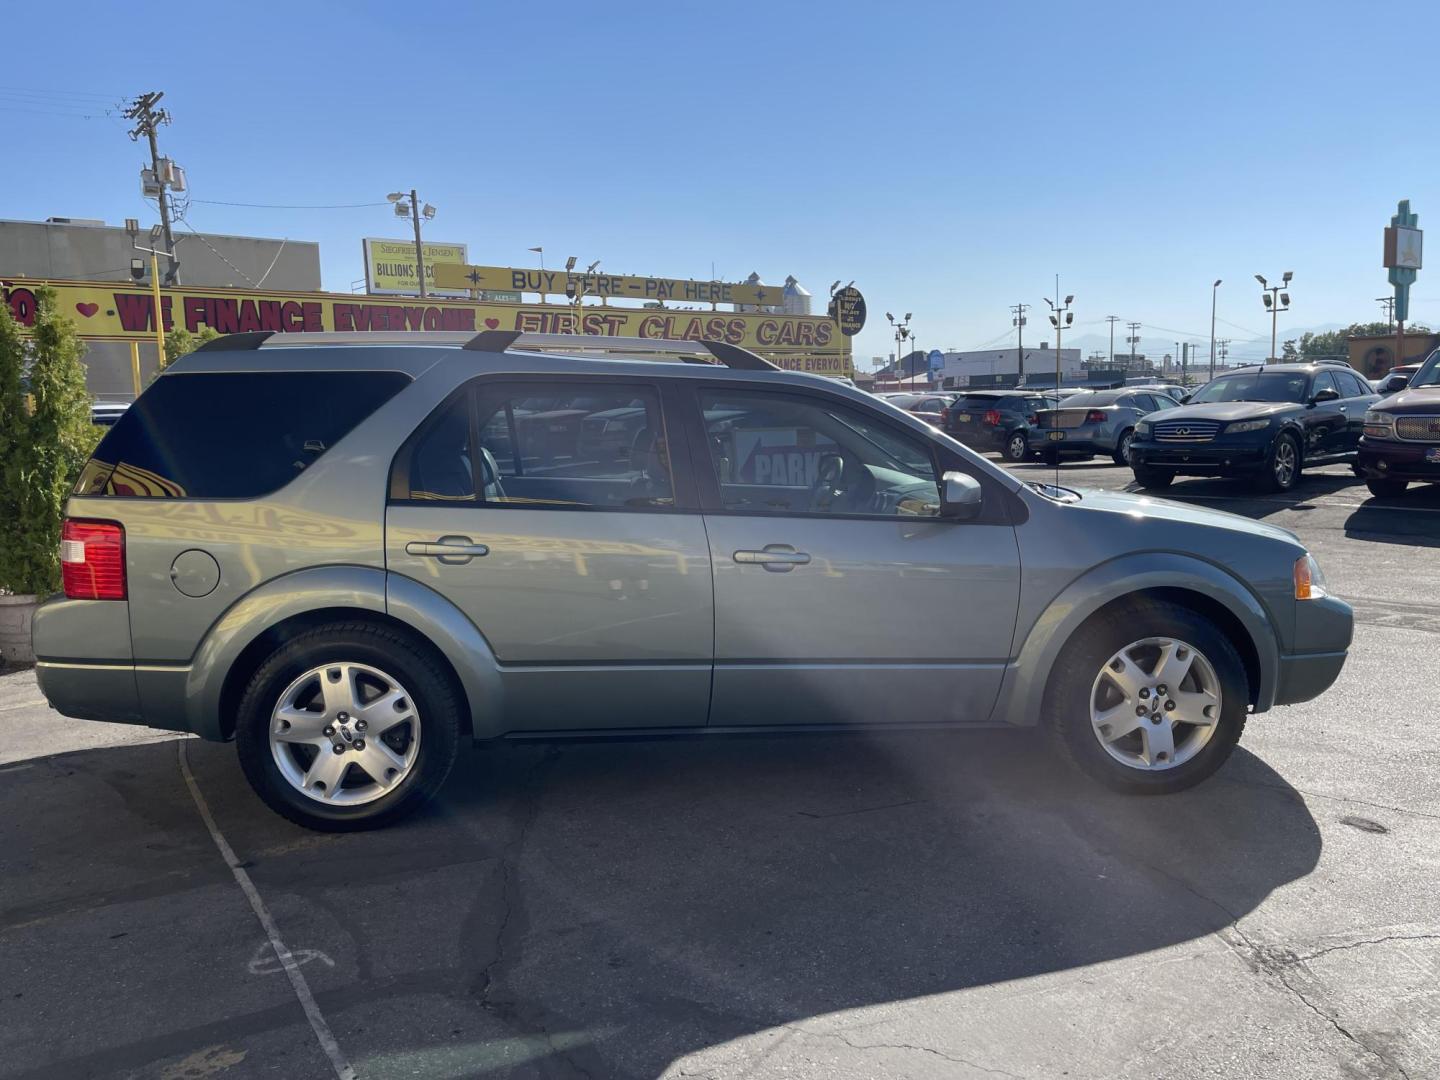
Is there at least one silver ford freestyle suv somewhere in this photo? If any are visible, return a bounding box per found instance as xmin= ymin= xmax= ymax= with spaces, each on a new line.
xmin=34 ymin=331 xmax=1353 ymax=830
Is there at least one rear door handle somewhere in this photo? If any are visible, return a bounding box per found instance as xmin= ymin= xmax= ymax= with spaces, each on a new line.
xmin=405 ymin=536 xmax=490 ymax=563
xmin=733 ymin=545 xmax=811 ymax=572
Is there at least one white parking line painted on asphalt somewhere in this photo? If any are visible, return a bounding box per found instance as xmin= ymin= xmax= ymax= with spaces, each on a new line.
xmin=0 ymin=698 xmax=48 ymax=713
xmin=178 ymin=741 xmax=356 ymax=1080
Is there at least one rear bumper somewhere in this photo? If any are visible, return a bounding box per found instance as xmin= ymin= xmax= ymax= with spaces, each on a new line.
xmin=1357 ymin=438 xmax=1440 ymax=481
xmin=1036 ymin=431 xmax=1114 ymax=454
xmin=1130 ymin=440 xmax=1268 ymax=472
xmin=946 ymin=425 xmax=1011 ymax=451
xmin=34 ymin=661 xmax=146 ymax=725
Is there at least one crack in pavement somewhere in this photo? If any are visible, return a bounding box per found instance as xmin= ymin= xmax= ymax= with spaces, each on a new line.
xmin=782 ymin=1024 xmax=1024 ymax=1079
xmin=1290 ymin=933 xmax=1440 ymax=964
xmin=1125 ymin=855 xmax=1416 ymax=1080
xmin=1217 ymin=774 xmax=1440 ymax=823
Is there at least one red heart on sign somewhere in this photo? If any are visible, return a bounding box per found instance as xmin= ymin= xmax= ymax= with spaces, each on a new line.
xmin=484 ymin=318 xmax=500 ymax=329
xmin=75 ymin=303 xmax=99 ymax=318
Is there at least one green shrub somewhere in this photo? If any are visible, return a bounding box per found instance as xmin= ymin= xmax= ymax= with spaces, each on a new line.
xmin=0 ymin=287 xmax=98 ymax=595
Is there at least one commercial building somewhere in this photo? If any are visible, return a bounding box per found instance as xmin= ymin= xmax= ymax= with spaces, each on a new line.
xmin=938 ymin=345 xmax=1083 ymax=389
xmin=1 ymin=216 xmax=319 ymax=396
xmin=1347 ymin=330 xmax=1440 ymax=377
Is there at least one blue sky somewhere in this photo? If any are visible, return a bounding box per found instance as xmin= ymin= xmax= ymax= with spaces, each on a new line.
xmin=5 ymin=0 xmax=1438 ymax=366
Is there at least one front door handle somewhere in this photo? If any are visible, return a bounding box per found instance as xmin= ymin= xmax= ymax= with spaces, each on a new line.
xmin=405 ymin=536 xmax=490 ymax=563
xmin=733 ymin=544 xmax=811 ymax=573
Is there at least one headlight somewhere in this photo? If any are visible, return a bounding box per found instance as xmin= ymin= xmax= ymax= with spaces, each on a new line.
xmin=1225 ymin=418 xmax=1271 ymax=434
xmin=1294 ymin=553 xmax=1328 ymax=600
xmin=1135 ymin=421 xmax=1152 ymax=437
xmin=1363 ymin=410 xmax=1395 ymax=438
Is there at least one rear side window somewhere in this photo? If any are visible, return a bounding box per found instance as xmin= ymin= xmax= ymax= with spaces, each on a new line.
xmin=75 ymin=371 xmax=408 ymax=499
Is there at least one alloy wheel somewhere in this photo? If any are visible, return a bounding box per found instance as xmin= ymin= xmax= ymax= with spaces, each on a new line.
xmin=269 ymin=662 xmax=422 ymax=805
xmin=1273 ymin=439 xmax=1297 ymax=487
xmin=1088 ymin=637 xmax=1221 ymax=771
xmin=1007 ymin=433 xmax=1027 ymax=460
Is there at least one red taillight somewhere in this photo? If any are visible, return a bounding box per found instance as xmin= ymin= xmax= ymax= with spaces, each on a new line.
xmin=1085 ymin=410 xmax=1108 ymax=423
xmin=940 ymin=406 xmax=951 ymax=425
xmin=61 ymin=519 xmax=126 ymax=600
xmin=983 ymin=409 xmax=1002 ymax=426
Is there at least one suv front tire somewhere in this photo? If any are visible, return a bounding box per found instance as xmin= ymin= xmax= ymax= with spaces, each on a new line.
xmin=235 ymin=622 xmax=462 ymax=831
xmin=1047 ymin=601 xmax=1248 ymax=794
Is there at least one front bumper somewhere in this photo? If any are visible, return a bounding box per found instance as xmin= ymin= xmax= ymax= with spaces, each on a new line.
xmin=1272 ymin=593 xmax=1353 ymax=707
xmin=1357 ymin=437 xmax=1440 ymax=481
xmin=1130 ymin=438 xmax=1268 ymax=473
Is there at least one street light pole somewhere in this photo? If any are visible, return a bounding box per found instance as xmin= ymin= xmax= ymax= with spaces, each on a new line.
xmin=1209 ymin=279 xmax=1222 ymax=381
xmin=1044 ymin=284 xmax=1075 ymax=391
xmin=408 ymin=189 xmax=426 ymax=298
xmin=1256 ymin=272 xmax=1292 ymax=363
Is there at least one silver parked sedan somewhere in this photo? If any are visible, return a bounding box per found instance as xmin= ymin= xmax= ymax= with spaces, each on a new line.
xmin=34 ymin=331 xmax=1351 ymax=830
xmin=1035 ymin=389 xmax=1181 ymax=464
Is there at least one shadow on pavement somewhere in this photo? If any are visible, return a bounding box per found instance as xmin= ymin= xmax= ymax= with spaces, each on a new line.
xmin=1345 ymin=482 xmax=1440 ymax=547
xmin=1 ymin=729 xmax=1321 ymax=1078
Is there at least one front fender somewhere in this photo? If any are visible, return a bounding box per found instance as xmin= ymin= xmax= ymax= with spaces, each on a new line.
xmin=993 ymin=552 xmax=1281 ymax=726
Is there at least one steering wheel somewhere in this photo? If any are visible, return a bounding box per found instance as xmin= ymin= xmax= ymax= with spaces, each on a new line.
xmin=811 ymin=452 xmax=875 ymax=512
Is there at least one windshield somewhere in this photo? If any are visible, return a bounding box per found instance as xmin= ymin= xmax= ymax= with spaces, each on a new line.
xmin=1188 ymin=372 xmax=1309 ymax=404
xmin=1410 ymin=353 xmax=1440 ymax=389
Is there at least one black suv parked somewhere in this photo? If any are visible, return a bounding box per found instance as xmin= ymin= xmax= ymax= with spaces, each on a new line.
xmin=941 ymin=389 xmax=1060 ymax=461
xmin=1128 ymin=362 xmax=1378 ymax=492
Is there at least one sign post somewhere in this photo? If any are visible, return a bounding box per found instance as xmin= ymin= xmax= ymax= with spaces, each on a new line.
xmin=1384 ymin=199 xmax=1422 ymax=371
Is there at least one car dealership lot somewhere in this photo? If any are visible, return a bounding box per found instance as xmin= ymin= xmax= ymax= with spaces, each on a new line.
xmin=2 ymin=462 xmax=1438 ymax=1080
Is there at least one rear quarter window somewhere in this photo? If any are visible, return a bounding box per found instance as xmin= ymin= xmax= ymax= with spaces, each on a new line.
xmin=74 ymin=370 xmax=409 ymax=499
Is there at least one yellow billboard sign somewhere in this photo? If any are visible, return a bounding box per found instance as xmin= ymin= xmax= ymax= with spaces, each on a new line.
xmin=1 ymin=278 xmax=851 ymax=376
xmin=433 ymin=264 xmax=786 ymax=307
xmin=362 ymin=237 xmax=470 ymax=296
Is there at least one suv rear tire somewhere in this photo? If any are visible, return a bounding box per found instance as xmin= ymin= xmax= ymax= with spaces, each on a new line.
xmin=235 ymin=622 xmax=462 ymax=831
xmin=1004 ymin=431 xmax=1029 ymax=462
xmin=1046 ymin=601 xmax=1248 ymax=794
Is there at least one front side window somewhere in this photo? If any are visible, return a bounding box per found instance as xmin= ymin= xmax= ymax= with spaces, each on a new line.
xmin=700 ymin=390 xmax=940 ymax=517
xmin=395 ymin=383 xmax=674 ymax=510
xmin=75 ymin=370 xmax=408 ymax=499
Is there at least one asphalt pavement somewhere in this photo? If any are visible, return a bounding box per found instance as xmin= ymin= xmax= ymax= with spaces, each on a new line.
xmin=2 ymin=459 xmax=1438 ymax=1080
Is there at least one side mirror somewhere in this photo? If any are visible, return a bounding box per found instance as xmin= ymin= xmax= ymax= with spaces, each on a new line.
xmin=940 ymin=471 xmax=984 ymax=520
xmin=1179 ymin=393 xmax=1192 ymax=404
xmin=1311 ymin=387 xmax=1340 ymax=404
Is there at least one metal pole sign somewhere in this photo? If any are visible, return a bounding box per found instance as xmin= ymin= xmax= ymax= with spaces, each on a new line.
xmin=1385 ymin=200 xmax=1421 ymax=368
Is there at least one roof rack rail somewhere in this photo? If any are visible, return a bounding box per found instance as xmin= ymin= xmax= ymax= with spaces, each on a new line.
xmin=191 ymin=329 xmax=779 ymax=370
xmin=1312 ymin=357 xmax=1354 ymax=367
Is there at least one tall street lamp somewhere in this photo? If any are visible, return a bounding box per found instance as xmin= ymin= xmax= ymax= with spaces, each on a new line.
xmin=1255 ymin=272 xmax=1292 ymax=363
xmin=1044 ymin=291 xmax=1075 ymax=390
xmin=387 ymin=190 xmax=436 ymax=298
xmin=886 ymin=312 xmax=913 ymax=384
xmin=1209 ymin=279 xmax=1222 ymax=381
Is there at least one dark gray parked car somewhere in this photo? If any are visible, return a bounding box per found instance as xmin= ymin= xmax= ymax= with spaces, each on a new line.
xmin=34 ymin=331 xmax=1352 ymax=829
xmin=1034 ymin=388 xmax=1181 ymax=464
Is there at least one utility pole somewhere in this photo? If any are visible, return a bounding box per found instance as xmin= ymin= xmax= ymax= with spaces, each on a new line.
xmin=1126 ymin=321 xmax=1142 ymax=369
xmin=124 ymin=91 xmax=180 ymax=284
xmin=1376 ymin=295 xmax=1396 ymax=330
xmin=1011 ymin=303 xmax=1029 ymax=384
xmin=1209 ymin=279 xmax=1222 ymax=381
xmin=1106 ymin=314 xmax=1120 ymax=365
xmin=1218 ymin=339 xmax=1231 ymax=369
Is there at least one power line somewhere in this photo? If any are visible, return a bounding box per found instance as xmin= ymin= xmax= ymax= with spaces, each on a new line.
xmin=190 ymin=198 xmax=389 ymax=210
xmin=0 ymin=85 xmax=125 ymax=100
